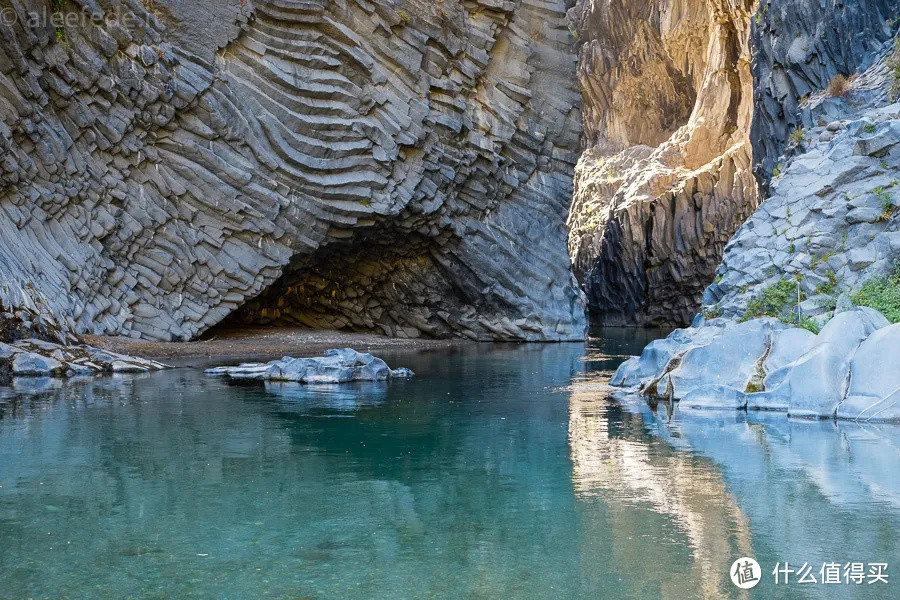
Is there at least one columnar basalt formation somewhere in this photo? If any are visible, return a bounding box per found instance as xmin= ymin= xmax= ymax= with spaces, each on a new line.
xmin=703 ymin=55 xmax=900 ymax=323
xmin=0 ymin=0 xmax=586 ymax=342
xmin=567 ymin=0 xmax=759 ymax=327
xmin=750 ymin=0 xmax=897 ymax=187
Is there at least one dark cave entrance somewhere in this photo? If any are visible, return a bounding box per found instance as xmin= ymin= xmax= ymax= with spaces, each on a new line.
xmin=202 ymin=229 xmax=469 ymax=341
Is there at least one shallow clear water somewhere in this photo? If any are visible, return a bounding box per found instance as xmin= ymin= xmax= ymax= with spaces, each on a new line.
xmin=0 ymin=333 xmax=898 ymax=599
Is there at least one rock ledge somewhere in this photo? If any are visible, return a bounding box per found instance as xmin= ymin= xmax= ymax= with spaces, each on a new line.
xmin=0 ymin=339 xmax=167 ymax=379
xmin=611 ymin=308 xmax=900 ymax=422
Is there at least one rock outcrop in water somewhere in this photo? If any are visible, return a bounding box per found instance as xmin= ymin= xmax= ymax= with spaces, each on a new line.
xmin=0 ymin=337 xmax=166 ymax=380
xmin=611 ymin=307 xmax=900 ymax=421
xmin=206 ymin=348 xmax=413 ymax=383
xmin=0 ymin=0 xmax=585 ymax=342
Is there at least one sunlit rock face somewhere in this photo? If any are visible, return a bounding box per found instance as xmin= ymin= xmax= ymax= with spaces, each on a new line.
xmin=567 ymin=0 xmax=759 ymax=327
xmin=0 ymin=0 xmax=586 ymax=341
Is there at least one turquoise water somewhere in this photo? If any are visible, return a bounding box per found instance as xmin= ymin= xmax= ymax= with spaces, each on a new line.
xmin=0 ymin=334 xmax=898 ymax=599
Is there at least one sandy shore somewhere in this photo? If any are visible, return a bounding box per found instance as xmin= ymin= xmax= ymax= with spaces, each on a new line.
xmin=82 ymin=327 xmax=470 ymax=366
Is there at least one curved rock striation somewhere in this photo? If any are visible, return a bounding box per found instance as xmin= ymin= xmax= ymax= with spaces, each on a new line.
xmin=0 ymin=0 xmax=586 ymax=342
xmin=567 ymin=0 xmax=759 ymax=327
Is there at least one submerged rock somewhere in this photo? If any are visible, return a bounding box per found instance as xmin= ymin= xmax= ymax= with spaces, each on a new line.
xmin=610 ymin=308 xmax=900 ymax=422
xmin=205 ymin=349 xmax=414 ymax=384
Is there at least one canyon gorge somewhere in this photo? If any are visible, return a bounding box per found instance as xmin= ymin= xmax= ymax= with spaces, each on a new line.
xmin=0 ymin=0 xmax=899 ymax=348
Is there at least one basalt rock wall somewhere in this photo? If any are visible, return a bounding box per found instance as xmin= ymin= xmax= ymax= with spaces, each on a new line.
xmin=567 ymin=0 xmax=759 ymax=327
xmin=0 ymin=0 xmax=586 ymax=342
xmin=568 ymin=0 xmax=899 ymax=328
xmin=751 ymin=0 xmax=897 ymax=188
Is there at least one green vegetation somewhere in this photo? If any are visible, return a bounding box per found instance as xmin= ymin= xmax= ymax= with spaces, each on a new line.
xmin=852 ymin=265 xmax=900 ymax=323
xmin=874 ymin=186 xmax=895 ymax=222
xmin=703 ymin=304 xmax=723 ymax=319
xmin=52 ymin=0 xmax=66 ymax=43
xmin=796 ymin=315 xmax=821 ymax=334
xmin=744 ymin=279 xmax=800 ymax=320
xmin=788 ymin=126 xmax=806 ymax=146
xmin=772 ymin=162 xmax=782 ymax=177
xmin=888 ymin=39 xmax=900 ymax=101
xmin=397 ymin=9 xmax=410 ymax=26
xmin=863 ymin=123 xmax=877 ymax=134
xmin=743 ymin=277 xmax=821 ymax=333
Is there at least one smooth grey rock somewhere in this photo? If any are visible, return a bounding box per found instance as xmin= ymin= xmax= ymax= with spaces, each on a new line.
xmin=835 ymin=292 xmax=855 ymax=313
xmin=667 ymin=319 xmax=784 ymax=399
xmin=613 ymin=308 xmax=900 ymax=422
xmin=816 ymin=307 xmax=888 ymax=350
xmin=679 ymin=385 xmax=747 ymax=410
xmin=353 ymin=358 xmax=391 ymax=382
xmin=777 ymin=343 xmax=852 ymax=419
xmin=765 ymin=328 xmax=817 ymax=373
xmin=837 ymin=323 xmax=900 ymax=421
xmin=609 ymin=321 xmax=727 ymax=389
xmin=11 ymin=352 xmax=65 ymax=376
xmin=110 ymin=360 xmax=151 ymax=373
xmin=761 ymin=309 xmax=888 ymax=418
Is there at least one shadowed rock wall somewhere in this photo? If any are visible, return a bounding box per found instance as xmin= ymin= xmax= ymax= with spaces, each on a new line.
xmin=751 ymin=0 xmax=897 ymax=187
xmin=0 ymin=0 xmax=586 ymax=341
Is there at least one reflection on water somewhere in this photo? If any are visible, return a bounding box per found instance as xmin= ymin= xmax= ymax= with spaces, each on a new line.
xmin=0 ymin=336 xmax=897 ymax=599
xmin=569 ymin=381 xmax=752 ymax=599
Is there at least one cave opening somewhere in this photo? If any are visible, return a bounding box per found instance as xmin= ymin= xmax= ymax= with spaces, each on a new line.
xmin=202 ymin=227 xmax=472 ymax=341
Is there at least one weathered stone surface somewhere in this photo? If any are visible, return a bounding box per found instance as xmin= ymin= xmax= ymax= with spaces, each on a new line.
xmin=703 ymin=55 xmax=900 ymax=323
xmin=0 ymin=0 xmax=586 ymax=342
xmin=665 ymin=319 xmax=785 ymax=401
xmin=569 ymin=0 xmax=899 ymax=328
xmin=609 ymin=320 xmax=728 ymax=388
xmin=750 ymin=0 xmax=898 ymax=187
xmin=0 ymin=338 xmax=164 ymax=380
xmin=610 ymin=308 xmax=900 ymax=421
xmin=837 ymin=323 xmax=900 ymax=421
xmin=567 ymin=0 xmax=760 ymax=326
xmin=205 ymin=348 xmax=412 ymax=383
xmin=11 ymin=352 xmax=65 ymax=377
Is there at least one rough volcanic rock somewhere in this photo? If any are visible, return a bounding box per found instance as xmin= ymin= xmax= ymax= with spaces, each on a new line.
xmin=703 ymin=53 xmax=900 ymax=323
xmin=610 ymin=308 xmax=900 ymax=421
xmin=205 ymin=347 xmax=413 ymax=383
xmin=567 ymin=0 xmax=759 ymax=326
xmin=750 ymin=0 xmax=898 ymax=187
xmin=0 ymin=0 xmax=586 ymax=342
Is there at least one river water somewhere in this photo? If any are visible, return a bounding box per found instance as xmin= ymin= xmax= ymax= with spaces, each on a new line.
xmin=0 ymin=333 xmax=897 ymax=599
